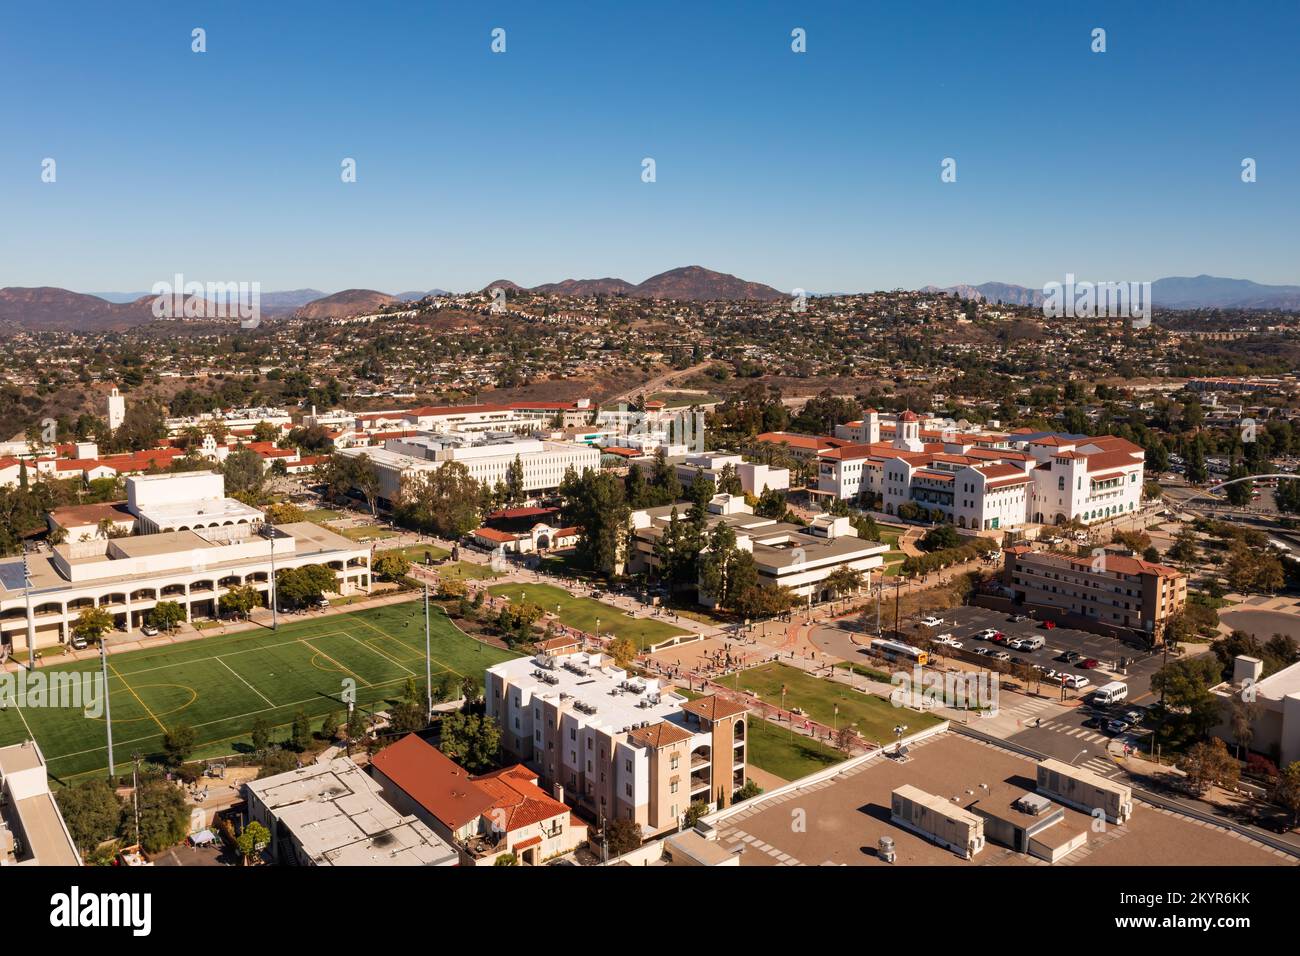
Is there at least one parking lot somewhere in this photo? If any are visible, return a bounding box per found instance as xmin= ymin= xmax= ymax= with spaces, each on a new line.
xmin=920 ymin=606 xmax=1166 ymax=700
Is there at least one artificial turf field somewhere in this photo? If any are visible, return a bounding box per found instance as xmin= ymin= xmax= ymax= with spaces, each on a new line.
xmin=0 ymin=601 xmax=519 ymax=785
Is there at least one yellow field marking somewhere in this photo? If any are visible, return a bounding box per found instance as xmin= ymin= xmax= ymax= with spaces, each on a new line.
xmin=46 ymin=675 xmax=414 ymax=764
xmin=298 ymin=638 xmax=371 ymax=687
xmin=113 ymin=629 xmax=357 ymax=679
xmin=84 ymin=683 xmax=198 ymax=725
xmin=108 ymin=663 xmax=168 ymax=733
xmin=346 ymin=633 xmax=418 ymax=675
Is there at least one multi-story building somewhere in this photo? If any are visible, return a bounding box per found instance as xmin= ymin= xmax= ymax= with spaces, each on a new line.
xmin=486 ymin=648 xmax=748 ymax=837
xmin=338 ymin=433 xmax=599 ymax=510
xmin=1000 ymin=546 xmax=1186 ymax=638
xmin=812 ymin=412 xmax=1145 ymax=531
xmin=0 ymin=472 xmax=370 ymax=653
xmin=1211 ymin=656 xmax=1300 ymax=769
xmin=0 ymin=740 xmax=81 ymax=867
xmin=628 ymin=493 xmax=888 ymax=604
xmin=633 ymin=450 xmax=790 ymax=496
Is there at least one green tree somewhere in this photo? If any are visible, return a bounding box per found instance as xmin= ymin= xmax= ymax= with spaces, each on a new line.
xmin=439 ymin=712 xmax=500 ymax=772
xmin=251 ymin=716 xmax=271 ymax=754
xmin=236 ymin=820 xmax=271 ymax=865
xmin=291 ymin=710 xmax=312 ymax=751
xmin=161 ymin=724 xmax=197 ymax=769
xmin=127 ymin=778 xmax=190 ymax=853
xmin=72 ymin=606 xmax=115 ymax=646
xmin=148 ymin=600 xmax=185 ymax=633
xmin=55 ymin=778 xmax=123 ymax=854
xmin=373 ymin=551 xmax=412 ymax=582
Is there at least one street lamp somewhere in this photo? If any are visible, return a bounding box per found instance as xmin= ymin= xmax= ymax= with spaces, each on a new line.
xmin=1070 ymin=748 xmax=1088 ymax=765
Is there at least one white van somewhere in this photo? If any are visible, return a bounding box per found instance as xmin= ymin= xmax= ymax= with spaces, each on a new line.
xmin=1092 ymin=681 xmax=1129 ymax=705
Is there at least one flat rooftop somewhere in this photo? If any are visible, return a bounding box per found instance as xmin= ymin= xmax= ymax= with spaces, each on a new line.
xmin=713 ymin=732 xmax=1294 ymax=867
xmin=1252 ymin=659 xmax=1300 ymax=702
xmin=2 ymin=521 xmax=362 ymax=597
xmin=135 ymin=496 xmax=265 ymax=528
xmin=246 ymin=757 xmax=457 ymax=867
xmin=491 ymin=651 xmax=692 ymax=736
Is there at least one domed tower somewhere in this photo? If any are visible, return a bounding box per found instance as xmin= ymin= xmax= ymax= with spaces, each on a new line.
xmin=893 ymin=410 xmax=923 ymax=453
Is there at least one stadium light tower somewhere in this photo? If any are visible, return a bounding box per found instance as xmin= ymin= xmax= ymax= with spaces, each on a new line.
xmin=100 ymin=635 xmax=115 ymax=779
xmin=424 ymin=581 xmax=433 ymax=724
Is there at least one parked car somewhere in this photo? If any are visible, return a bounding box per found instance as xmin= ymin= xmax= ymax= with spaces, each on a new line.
xmin=1123 ymin=709 xmax=1145 ymax=724
xmin=1080 ymin=658 xmax=1100 ymax=670
xmin=1106 ymin=719 xmax=1131 ymax=735
xmin=973 ymin=647 xmax=992 ymax=656
xmin=990 ymin=632 xmax=1008 ymax=644
xmin=992 ymin=651 xmax=1012 ymax=662
xmin=919 ymin=615 xmax=945 ymax=628
xmin=315 ymin=597 xmax=331 ymax=610
xmin=935 ymin=634 xmax=963 ymax=649
xmin=69 ymin=634 xmax=88 ymax=650
xmin=1060 ymin=650 xmax=1083 ymax=664
xmin=1063 ymin=675 xmax=1091 ymax=690
xmin=141 ymin=624 xmax=159 ymax=637
xmin=975 ymin=628 xmax=998 ymax=641
xmin=1009 ymin=613 xmax=1029 ymax=623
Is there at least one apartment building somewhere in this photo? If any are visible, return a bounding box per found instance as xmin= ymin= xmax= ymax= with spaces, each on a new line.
xmin=338 ymin=434 xmax=600 ymax=509
xmin=344 ymin=399 xmax=595 ymax=437
xmin=486 ymin=648 xmax=748 ymax=837
xmin=628 ymin=493 xmax=889 ymax=604
xmin=0 ymin=472 xmax=370 ymax=653
xmin=1001 ymin=546 xmax=1186 ymax=638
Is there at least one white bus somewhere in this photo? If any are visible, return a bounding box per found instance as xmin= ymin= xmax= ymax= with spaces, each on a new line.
xmin=870 ymin=638 xmax=929 ymax=667
xmin=1091 ymin=681 xmax=1129 ymax=705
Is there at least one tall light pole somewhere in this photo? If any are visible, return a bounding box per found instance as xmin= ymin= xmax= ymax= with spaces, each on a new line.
xmin=101 ymin=636 xmax=115 ymax=779
xmin=267 ymin=518 xmax=278 ymax=631
xmin=424 ymin=581 xmax=433 ymax=724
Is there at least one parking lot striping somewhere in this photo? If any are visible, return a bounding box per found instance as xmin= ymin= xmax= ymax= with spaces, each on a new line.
xmin=215 ymin=656 xmax=275 ymax=708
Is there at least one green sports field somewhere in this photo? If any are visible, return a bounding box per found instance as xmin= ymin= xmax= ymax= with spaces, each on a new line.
xmin=0 ymin=602 xmax=519 ymax=785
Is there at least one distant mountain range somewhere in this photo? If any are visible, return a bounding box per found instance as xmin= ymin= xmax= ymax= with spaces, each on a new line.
xmin=482 ymin=266 xmax=785 ymax=302
xmin=924 ymin=275 xmax=1300 ymax=311
xmin=3 ymin=270 xmax=1296 ymax=332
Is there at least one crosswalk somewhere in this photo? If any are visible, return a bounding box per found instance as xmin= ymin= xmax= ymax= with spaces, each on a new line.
xmin=997 ymin=697 xmax=1061 ymax=722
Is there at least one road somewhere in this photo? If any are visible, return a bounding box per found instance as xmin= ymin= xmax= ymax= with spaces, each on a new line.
xmin=605 ymin=361 xmax=715 ymax=407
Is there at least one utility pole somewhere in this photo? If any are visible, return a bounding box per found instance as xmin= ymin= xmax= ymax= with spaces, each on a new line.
xmin=131 ymin=753 xmax=142 ymax=846
xmin=424 ymin=581 xmax=433 ymax=724
xmin=101 ymin=635 xmax=115 ymax=779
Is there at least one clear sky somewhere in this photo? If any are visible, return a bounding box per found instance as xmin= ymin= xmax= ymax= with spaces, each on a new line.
xmin=1 ymin=0 xmax=1296 ymax=294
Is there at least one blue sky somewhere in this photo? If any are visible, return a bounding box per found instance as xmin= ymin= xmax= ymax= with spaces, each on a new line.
xmin=1 ymin=1 xmax=1296 ymax=294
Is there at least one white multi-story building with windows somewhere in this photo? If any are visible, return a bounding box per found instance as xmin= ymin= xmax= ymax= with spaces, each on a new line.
xmin=0 ymin=472 xmax=370 ymax=654
xmin=812 ymin=412 xmax=1145 ymax=531
xmin=338 ymin=434 xmax=600 ymax=509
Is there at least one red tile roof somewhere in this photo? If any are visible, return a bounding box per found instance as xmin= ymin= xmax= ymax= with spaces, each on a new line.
xmin=369 ymin=734 xmax=497 ymax=829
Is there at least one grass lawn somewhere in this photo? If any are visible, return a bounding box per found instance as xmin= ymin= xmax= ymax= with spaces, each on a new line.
xmin=336 ymin=525 xmax=398 ymax=542
xmin=441 ymin=561 xmax=504 ymax=581
xmin=379 ymin=543 xmax=453 ymax=565
xmin=0 ymin=602 xmax=520 ymax=785
xmin=303 ymin=508 xmax=346 ymax=523
xmin=745 ymin=716 xmax=845 ymax=781
xmin=735 ymin=662 xmax=942 ymax=744
xmin=487 ymin=582 xmax=689 ymax=651
xmin=834 ymin=661 xmax=894 ymax=683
